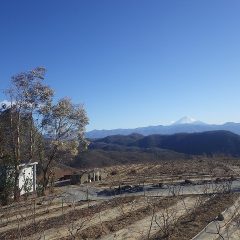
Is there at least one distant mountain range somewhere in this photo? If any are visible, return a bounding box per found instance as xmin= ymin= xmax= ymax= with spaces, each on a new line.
xmin=86 ymin=116 xmax=240 ymax=139
xmin=71 ymin=130 xmax=240 ymax=169
xmin=90 ymin=130 xmax=240 ymax=156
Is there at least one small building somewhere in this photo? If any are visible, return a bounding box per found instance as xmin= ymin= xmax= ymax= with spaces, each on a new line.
xmin=19 ymin=162 xmax=38 ymax=195
xmin=0 ymin=162 xmax=38 ymax=195
xmin=70 ymin=172 xmax=89 ymax=185
xmin=70 ymin=169 xmax=105 ymax=185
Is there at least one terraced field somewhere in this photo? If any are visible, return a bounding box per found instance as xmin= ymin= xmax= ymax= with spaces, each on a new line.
xmin=100 ymin=160 xmax=238 ymax=188
xmin=0 ymin=194 xmax=205 ymax=240
xmin=0 ymin=191 xmax=238 ymax=239
xmin=1 ymin=160 xmax=240 ymax=239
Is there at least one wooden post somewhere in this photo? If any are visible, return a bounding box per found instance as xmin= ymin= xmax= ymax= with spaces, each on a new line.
xmin=147 ymin=206 xmax=155 ymax=239
xmin=143 ymin=180 xmax=146 ymax=196
xmin=33 ymin=199 xmax=36 ymax=227
xmin=62 ymin=198 xmax=63 ymax=214
xmin=87 ymin=188 xmax=89 ymax=208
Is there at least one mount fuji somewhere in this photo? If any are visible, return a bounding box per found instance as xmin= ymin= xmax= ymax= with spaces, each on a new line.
xmin=171 ymin=116 xmax=206 ymax=125
xmin=86 ymin=117 xmax=240 ymax=139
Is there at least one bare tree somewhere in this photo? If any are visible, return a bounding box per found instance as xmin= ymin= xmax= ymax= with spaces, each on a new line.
xmin=38 ymin=97 xmax=89 ymax=194
xmin=3 ymin=67 xmax=54 ymax=200
xmin=2 ymin=67 xmax=89 ymax=200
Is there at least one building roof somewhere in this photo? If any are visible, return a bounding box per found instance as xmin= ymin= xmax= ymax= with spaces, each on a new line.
xmin=19 ymin=162 xmax=38 ymax=168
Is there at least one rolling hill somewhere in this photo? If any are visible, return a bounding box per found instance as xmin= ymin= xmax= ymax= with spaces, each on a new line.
xmin=90 ymin=130 xmax=240 ymax=156
xmin=72 ymin=130 xmax=240 ymax=168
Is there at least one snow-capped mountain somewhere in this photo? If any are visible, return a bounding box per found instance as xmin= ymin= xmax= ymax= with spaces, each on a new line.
xmin=86 ymin=117 xmax=240 ymax=139
xmin=172 ymin=116 xmax=206 ymax=125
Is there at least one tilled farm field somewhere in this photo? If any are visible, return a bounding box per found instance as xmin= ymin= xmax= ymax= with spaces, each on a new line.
xmin=0 ymin=192 xmax=238 ymax=240
xmin=1 ymin=160 xmax=240 ymax=240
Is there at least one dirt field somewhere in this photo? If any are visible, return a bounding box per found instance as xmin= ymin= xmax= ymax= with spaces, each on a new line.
xmin=99 ymin=158 xmax=240 ymax=187
xmin=1 ymin=159 xmax=240 ymax=239
xmin=0 ymin=194 xmax=204 ymax=240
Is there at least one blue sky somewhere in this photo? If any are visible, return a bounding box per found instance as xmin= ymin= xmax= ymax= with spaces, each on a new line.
xmin=0 ymin=1 xmax=240 ymax=130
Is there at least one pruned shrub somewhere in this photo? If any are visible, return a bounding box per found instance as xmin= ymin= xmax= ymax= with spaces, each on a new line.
xmin=184 ymin=179 xmax=194 ymax=185
xmin=129 ymin=169 xmax=137 ymax=175
xmin=217 ymin=213 xmax=224 ymax=221
xmin=110 ymin=170 xmax=118 ymax=176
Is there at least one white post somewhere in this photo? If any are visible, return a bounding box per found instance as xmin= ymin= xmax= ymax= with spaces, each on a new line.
xmin=96 ymin=172 xmax=99 ymax=181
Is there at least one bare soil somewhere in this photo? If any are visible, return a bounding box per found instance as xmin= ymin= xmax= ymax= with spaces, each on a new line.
xmin=1 ymin=159 xmax=240 ymax=240
xmin=62 ymin=196 xmax=180 ymax=240
xmin=0 ymin=196 xmax=137 ymax=240
xmin=100 ymin=158 xmax=238 ymax=188
xmin=151 ymin=193 xmax=238 ymax=240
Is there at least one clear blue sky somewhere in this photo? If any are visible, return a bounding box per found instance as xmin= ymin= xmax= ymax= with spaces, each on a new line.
xmin=0 ymin=0 xmax=240 ymax=130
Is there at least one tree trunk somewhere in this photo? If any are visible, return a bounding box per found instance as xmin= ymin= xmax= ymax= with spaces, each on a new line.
xmin=29 ymin=113 xmax=34 ymax=163
xmin=14 ymin=164 xmax=20 ymax=200
xmin=42 ymin=168 xmax=49 ymax=196
xmin=14 ymin=111 xmax=21 ymax=201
